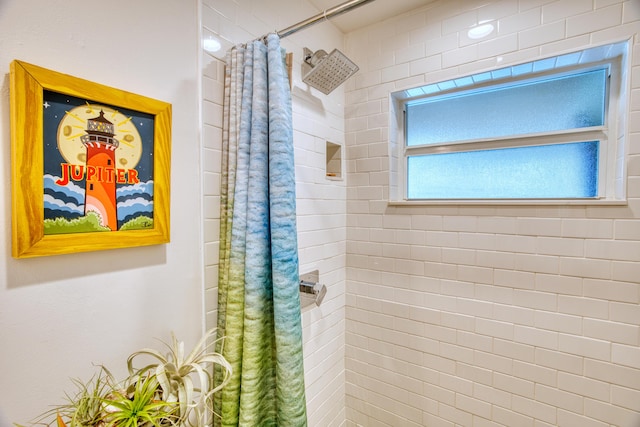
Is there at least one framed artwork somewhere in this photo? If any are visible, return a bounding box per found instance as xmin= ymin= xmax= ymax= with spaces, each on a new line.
xmin=10 ymin=60 xmax=171 ymax=258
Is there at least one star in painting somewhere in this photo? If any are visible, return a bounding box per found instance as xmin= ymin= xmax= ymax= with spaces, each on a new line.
xmin=43 ymin=101 xmax=50 ymax=108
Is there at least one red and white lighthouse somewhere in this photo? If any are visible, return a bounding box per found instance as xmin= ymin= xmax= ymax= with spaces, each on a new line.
xmin=81 ymin=110 xmax=119 ymax=230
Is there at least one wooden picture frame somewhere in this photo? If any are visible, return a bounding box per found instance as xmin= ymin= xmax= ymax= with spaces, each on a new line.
xmin=10 ymin=60 xmax=171 ymax=258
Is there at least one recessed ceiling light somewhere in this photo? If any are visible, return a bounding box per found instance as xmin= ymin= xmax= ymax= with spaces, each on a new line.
xmin=468 ymin=22 xmax=495 ymax=40
xmin=203 ymin=37 xmax=222 ymax=53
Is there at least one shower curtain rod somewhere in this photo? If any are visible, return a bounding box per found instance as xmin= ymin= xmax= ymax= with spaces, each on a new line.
xmin=272 ymin=0 xmax=376 ymax=39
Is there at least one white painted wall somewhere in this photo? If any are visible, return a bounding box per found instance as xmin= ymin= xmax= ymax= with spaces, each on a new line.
xmin=344 ymin=0 xmax=640 ymax=426
xmin=0 ymin=0 xmax=203 ymax=424
xmin=201 ymin=0 xmax=348 ymax=425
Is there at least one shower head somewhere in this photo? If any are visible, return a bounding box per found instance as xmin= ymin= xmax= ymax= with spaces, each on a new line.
xmin=302 ymin=47 xmax=359 ymax=95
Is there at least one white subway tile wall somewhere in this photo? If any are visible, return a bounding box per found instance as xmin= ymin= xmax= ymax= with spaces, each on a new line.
xmin=344 ymin=1 xmax=640 ymax=426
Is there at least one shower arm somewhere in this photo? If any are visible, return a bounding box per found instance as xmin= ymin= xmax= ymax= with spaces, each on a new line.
xmin=272 ymin=0 xmax=377 ymax=39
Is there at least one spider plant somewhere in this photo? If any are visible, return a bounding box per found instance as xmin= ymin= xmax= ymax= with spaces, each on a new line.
xmin=126 ymin=328 xmax=232 ymax=426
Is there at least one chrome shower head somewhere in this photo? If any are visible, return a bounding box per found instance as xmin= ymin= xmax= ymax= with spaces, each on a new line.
xmin=302 ymin=47 xmax=359 ymax=95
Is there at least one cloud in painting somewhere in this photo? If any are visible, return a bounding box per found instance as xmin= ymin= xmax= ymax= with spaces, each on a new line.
xmin=117 ymin=181 xmax=154 ymax=199
xmin=44 ymin=194 xmax=84 ymax=214
xmin=117 ymin=182 xmax=154 ymax=222
xmin=44 ymin=174 xmax=84 ymax=218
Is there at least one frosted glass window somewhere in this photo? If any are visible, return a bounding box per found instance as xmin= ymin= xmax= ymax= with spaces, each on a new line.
xmin=406 ymin=69 xmax=606 ymax=146
xmin=407 ymin=141 xmax=599 ymax=199
xmin=391 ymin=41 xmax=628 ymax=203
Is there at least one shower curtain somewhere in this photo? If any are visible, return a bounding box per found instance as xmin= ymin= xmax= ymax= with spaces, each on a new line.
xmin=215 ymin=34 xmax=307 ymax=427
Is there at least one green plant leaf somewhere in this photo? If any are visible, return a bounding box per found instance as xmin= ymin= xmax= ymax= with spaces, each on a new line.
xmin=127 ymin=349 xmax=168 ymax=375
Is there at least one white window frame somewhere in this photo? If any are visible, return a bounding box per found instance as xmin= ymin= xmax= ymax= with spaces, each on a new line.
xmin=388 ymin=40 xmax=631 ymax=205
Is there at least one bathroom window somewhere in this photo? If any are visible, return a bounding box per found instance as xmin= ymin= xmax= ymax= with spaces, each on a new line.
xmin=389 ymin=41 xmax=630 ymax=203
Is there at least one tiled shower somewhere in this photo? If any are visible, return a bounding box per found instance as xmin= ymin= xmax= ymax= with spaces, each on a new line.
xmin=202 ymin=0 xmax=640 ymax=425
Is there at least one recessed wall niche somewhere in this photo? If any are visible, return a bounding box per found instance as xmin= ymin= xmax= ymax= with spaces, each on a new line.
xmin=325 ymin=141 xmax=342 ymax=180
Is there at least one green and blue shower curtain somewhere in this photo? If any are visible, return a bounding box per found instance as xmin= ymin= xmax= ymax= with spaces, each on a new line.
xmin=215 ymin=34 xmax=307 ymax=427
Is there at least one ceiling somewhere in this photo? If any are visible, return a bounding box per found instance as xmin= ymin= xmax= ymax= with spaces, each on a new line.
xmin=307 ymin=0 xmax=435 ymax=33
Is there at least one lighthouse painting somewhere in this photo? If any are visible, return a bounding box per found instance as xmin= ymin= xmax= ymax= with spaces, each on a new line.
xmin=43 ymin=90 xmax=155 ymax=234
xmin=10 ymin=60 xmax=171 ymax=257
